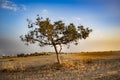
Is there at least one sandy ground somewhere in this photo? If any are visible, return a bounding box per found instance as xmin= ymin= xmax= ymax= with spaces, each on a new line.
xmin=0 ymin=52 xmax=120 ymax=80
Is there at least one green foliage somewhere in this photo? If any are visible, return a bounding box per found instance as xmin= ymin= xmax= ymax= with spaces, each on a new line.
xmin=20 ymin=16 xmax=92 ymax=47
xmin=16 ymin=52 xmax=52 ymax=57
xmin=17 ymin=53 xmax=26 ymax=57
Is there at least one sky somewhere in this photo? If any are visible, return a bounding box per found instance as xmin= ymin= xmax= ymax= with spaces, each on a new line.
xmin=0 ymin=0 xmax=120 ymax=55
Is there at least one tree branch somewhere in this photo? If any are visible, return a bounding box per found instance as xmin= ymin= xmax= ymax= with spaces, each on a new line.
xmin=58 ymin=44 xmax=62 ymax=54
xmin=33 ymin=39 xmax=52 ymax=45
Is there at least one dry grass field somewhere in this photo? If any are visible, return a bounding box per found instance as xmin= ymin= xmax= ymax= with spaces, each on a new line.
xmin=0 ymin=51 xmax=120 ymax=80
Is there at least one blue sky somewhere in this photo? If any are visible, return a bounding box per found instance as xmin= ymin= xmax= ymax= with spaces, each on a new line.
xmin=0 ymin=0 xmax=120 ymax=54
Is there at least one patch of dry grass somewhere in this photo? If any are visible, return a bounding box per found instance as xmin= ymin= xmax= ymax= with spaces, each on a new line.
xmin=61 ymin=61 xmax=75 ymax=68
xmin=76 ymin=51 xmax=119 ymax=56
xmin=70 ymin=51 xmax=120 ymax=59
xmin=0 ymin=61 xmax=26 ymax=72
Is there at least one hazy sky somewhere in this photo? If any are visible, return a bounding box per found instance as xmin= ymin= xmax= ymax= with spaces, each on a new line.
xmin=0 ymin=0 xmax=120 ymax=54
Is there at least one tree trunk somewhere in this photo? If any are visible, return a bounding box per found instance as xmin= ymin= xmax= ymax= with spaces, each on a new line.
xmin=53 ymin=44 xmax=61 ymax=64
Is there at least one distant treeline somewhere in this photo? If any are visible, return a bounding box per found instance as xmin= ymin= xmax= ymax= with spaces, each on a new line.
xmin=1 ymin=51 xmax=120 ymax=58
xmin=2 ymin=52 xmax=55 ymax=58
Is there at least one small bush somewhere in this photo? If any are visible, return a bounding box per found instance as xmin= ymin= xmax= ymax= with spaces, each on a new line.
xmin=17 ymin=53 xmax=27 ymax=57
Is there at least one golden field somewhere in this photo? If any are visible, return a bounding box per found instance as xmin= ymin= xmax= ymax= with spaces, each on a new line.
xmin=0 ymin=51 xmax=120 ymax=80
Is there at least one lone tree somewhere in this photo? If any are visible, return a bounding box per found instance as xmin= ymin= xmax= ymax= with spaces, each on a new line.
xmin=20 ymin=15 xmax=92 ymax=64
